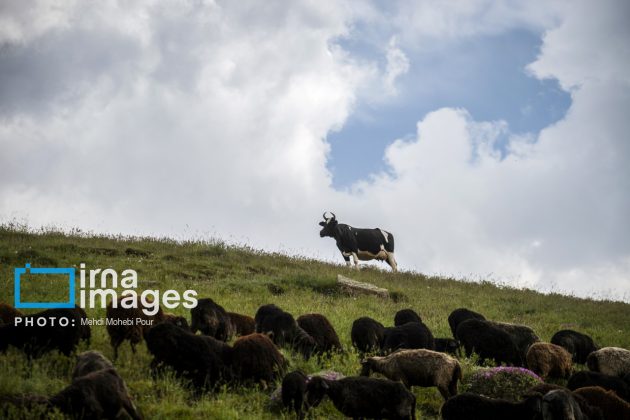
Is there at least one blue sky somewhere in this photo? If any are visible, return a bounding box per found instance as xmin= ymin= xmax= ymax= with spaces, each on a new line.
xmin=0 ymin=1 xmax=628 ymax=301
xmin=328 ymin=29 xmax=572 ymax=187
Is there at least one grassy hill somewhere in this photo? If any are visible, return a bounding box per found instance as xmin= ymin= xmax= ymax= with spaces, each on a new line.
xmin=1 ymin=225 xmax=629 ymax=419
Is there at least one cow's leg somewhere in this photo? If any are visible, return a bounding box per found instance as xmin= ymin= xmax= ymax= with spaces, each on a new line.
xmin=351 ymin=253 xmax=360 ymax=269
xmin=342 ymin=253 xmax=352 ymax=267
xmin=386 ymin=253 xmax=398 ymax=272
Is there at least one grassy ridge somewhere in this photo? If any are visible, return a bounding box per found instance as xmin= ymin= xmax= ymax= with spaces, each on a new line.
xmin=0 ymin=226 xmax=629 ymax=419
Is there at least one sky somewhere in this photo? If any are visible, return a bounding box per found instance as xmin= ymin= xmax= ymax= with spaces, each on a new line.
xmin=1 ymin=0 xmax=629 ymax=302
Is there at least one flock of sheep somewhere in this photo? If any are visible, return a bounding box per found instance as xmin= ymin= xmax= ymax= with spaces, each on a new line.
xmin=1 ymin=299 xmax=630 ymax=419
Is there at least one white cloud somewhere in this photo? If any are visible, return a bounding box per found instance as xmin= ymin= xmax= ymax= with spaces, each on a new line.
xmin=0 ymin=1 xmax=629 ymax=302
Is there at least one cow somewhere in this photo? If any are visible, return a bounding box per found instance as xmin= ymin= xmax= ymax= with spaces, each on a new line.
xmin=318 ymin=212 xmax=397 ymax=272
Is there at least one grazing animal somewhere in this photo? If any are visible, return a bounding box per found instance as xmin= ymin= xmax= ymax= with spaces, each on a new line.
xmin=230 ymin=333 xmax=287 ymax=386
xmin=573 ymin=386 xmax=630 ymax=420
xmin=281 ymin=370 xmax=308 ymax=420
xmin=296 ymin=313 xmax=342 ymax=355
xmin=381 ymin=322 xmax=435 ymax=354
xmin=434 ymin=338 xmax=460 ymax=355
xmin=541 ymin=389 xmax=590 ymax=420
xmin=567 ymin=371 xmax=630 ymax=402
xmin=228 ymin=312 xmax=256 ymax=336
xmin=0 ymin=303 xmax=23 ymax=325
xmin=394 ymin=309 xmax=422 ymax=326
xmin=145 ymin=322 xmax=229 ymax=391
xmin=254 ymin=304 xmax=284 ymax=332
xmin=318 ymin=212 xmax=398 ymax=271
xmin=50 ymin=368 xmax=142 ymax=420
xmin=490 ymin=321 xmax=540 ymax=360
xmin=526 ymin=342 xmax=573 ymax=379
xmin=587 ymin=347 xmax=630 ymax=378
xmin=0 ymin=308 xmax=83 ymax=358
xmin=306 ymin=376 xmax=416 ymax=420
xmin=455 ymin=319 xmax=523 ymax=366
xmin=351 ymin=317 xmax=385 ymax=354
xmin=256 ymin=306 xmax=315 ymax=359
xmin=72 ymin=351 xmax=115 ymax=380
xmin=440 ymin=392 xmax=542 ymax=420
xmin=106 ymin=296 xmax=164 ymax=359
xmin=447 ymin=308 xmax=486 ymax=339
xmin=551 ymin=330 xmax=598 ymax=364
xmin=361 ymin=349 xmax=461 ymax=399
xmin=161 ymin=312 xmax=191 ymax=331
xmin=190 ymin=298 xmax=233 ymax=341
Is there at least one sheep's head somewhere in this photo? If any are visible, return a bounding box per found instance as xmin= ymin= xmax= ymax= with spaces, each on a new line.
xmin=305 ymin=376 xmax=329 ymax=407
xmin=359 ymin=359 xmax=373 ymax=377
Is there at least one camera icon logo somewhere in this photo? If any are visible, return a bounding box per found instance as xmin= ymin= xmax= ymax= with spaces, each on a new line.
xmin=14 ymin=263 xmax=76 ymax=309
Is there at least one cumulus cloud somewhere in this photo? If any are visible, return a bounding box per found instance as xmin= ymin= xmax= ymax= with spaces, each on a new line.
xmin=1 ymin=0 xmax=628 ymax=301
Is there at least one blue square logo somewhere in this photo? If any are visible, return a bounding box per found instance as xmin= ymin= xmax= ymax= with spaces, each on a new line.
xmin=14 ymin=264 xmax=76 ymax=309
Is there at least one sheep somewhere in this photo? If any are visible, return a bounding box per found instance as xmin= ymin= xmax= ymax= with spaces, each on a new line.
xmin=190 ymin=297 xmax=233 ymax=341
xmin=567 ymin=371 xmax=630 ymax=402
xmin=306 ymin=376 xmax=416 ymax=420
xmin=551 ymin=329 xmax=598 ymax=364
xmin=72 ymin=350 xmax=115 ymax=380
xmin=161 ymin=312 xmax=191 ymax=331
xmin=587 ymin=347 xmax=630 ymax=378
xmin=49 ymin=368 xmax=142 ymax=420
xmin=542 ymin=389 xmax=590 ymax=420
xmin=455 ymin=318 xmax=523 ymax=366
xmin=0 ymin=308 xmax=83 ymax=358
xmin=434 ymin=338 xmax=460 ymax=355
xmin=281 ymin=370 xmax=308 ymax=420
xmin=257 ymin=307 xmax=315 ymax=359
xmin=526 ymin=342 xmax=573 ymax=379
xmin=254 ymin=303 xmax=283 ymax=332
xmin=524 ymin=384 xmax=604 ymax=420
xmin=448 ymin=308 xmax=485 ymax=338
xmin=0 ymin=302 xmax=23 ymax=325
xmin=440 ymin=392 xmax=542 ymax=420
xmin=228 ymin=312 xmax=255 ymax=336
xmin=230 ymin=333 xmax=287 ymax=387
xmin=360 ymin=349 xmax=461 ymax=399
xmin=351 ymin=316 xmax=385 ymax=354
xmin=490 ymin=321 xmax=540 ymax=360
xmin=381 ymin=322 xmax=435 ymax=354
xmin=573 ymin=386 xmax=630 ymax=420
xmin=106 ymin=296 xmax=164 ymax=359
xmin=394 ymin=309 xmax=422 ymax=326
xmin=296 ymin=313 xmax=342 ymax=355
xmin=145 ymin=322 xmax=229 ymax=391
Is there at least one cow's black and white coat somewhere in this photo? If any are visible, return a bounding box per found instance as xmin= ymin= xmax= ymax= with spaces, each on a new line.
xmin=319 ymin=212 xmax=397 ymax=272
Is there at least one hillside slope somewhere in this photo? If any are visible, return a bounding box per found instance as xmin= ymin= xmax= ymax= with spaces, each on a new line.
xmin=0 ymin=226 xmax=629 ymax=419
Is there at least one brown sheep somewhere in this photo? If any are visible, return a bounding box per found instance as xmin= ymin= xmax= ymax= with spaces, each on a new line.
xmin=72 ymin=350 xmax=114 ymax=380
xmin=360 ymin=348 xmax=461 ymax=399
xmin=526 ymin=342 xmax=573 ymax=379
xmin=228 ymin=312 xmax=255 ymax=336
xmin=0 ymin=302 xmax=23 ymax=325
xmin=106 ymin=296 xmax=164 ymax=359
xmin=296 ymin=313 xmax=342 ymax=355
xmin=573 ymin=386 xmax=630 ymax=419
xmin=230 ymin=333 xmax=287 ymax=387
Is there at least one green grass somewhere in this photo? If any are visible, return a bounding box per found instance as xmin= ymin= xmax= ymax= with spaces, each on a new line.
xmin=0 ymin=224 xmax=629 ymax=419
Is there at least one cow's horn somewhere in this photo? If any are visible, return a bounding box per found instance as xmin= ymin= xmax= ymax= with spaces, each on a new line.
xmin=330 ymin=212 xmax=336 ymax=220
xmin=322 ymin=212 xmax=328 ymax=220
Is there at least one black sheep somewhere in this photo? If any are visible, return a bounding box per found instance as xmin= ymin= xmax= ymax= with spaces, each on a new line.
xmin=281 ymin=370 xmax=308 ymax=420
xmin=447 ymin=308 xmax=485 ymax=339
xmin=254 ymin=304 xmax=284 ymax=332
xmin=551 ymin=330 xmax=598 ymax=364
xmin=0 ymin=308 xmax=83 ymax=358
xmin=145 ymin=322 xmax=229 ymax=391
xmin=455 ymin=318 xmax=523 ymax=366
xmin=50 ymin=368 xmax=142 ymax=420
xmin=489 ymin=321 xmax=539 ymax=361
xmin=161 ymin=312 xmax=191 ymax=331
xmin=306 ymin=376 xmax=416 ymax=420
xmin=230 ymin=333 xmax=287 ymax=386
xmin=190 ymin=297 xmax=233 ymax=341
xmin=434 ymin=338 xmax=460 ymax=355
xmin=567 ymin=370 xmax=630 ymax=402
xmin=394 ymin=309 xmax=422 ymax=326
xmin=228 ymin=312 xmax=256 ymax=336
xmin=297 ymin=313 xmax=342 ymax=355
xmin=541 ymin=389 xmax=590 ymax=420
xmin=351 ymin=317 xmax=385 ymax=354
xmin=381 ymin=322 xmax=435 ymax=354
xmin=257 ymin=306 xmax=315 ymax=359
xmin=441 ymin=392 xmax=542 ymax=420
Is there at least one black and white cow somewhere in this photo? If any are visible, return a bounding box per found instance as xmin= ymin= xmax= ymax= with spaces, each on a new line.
xmin=319 ymin=212 xmax=397 ymax=272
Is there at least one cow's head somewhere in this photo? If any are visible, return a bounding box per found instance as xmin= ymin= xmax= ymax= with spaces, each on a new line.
xmin=319 ymin=212 xmax=337 ymax=237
